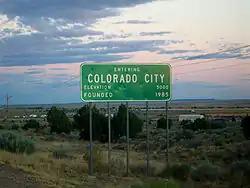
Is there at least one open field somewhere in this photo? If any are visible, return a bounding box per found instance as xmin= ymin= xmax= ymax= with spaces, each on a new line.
xmin=0 ymin=100 xmax=249 ymax=187
xmin=1 ymin=99 xmax=250 ymax=119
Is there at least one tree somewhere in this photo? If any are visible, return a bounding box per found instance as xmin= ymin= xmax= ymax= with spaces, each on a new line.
xmin=111 ymin=104 xmax=143 ymax=140
xmin=73 ymin=105 xmax=108 ymax=142
xmin=47 ymin=106 xmax=72 ymax=134
xmin=22 ymin=119 xmax=40 ymax=131
xmin=181 ymin=118 xmax=226 ymax=131
xmin=157 ymin=117 xmax=173 ymax=129
xmin=241 ymin=116 xmax=250 ymax=140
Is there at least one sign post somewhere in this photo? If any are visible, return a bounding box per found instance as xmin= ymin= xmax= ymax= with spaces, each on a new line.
xmin=89 ymin=102 xmax=93 ymax=175
xmin=126 ymin=101 xmax=129 ymax=176
xmin=80 ymin=63 xmax=172 ymax=176
xmin=145 ymin=101 xmax=149 ymax=176
xmin=107 ymin=102 xmax=111 ymax=175
xmin=165 ymin=101 xmax=169 ymax=166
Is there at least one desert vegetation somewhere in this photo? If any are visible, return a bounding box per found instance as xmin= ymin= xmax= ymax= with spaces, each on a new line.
xmin=0 ymin=103 xmax=249 ymax=188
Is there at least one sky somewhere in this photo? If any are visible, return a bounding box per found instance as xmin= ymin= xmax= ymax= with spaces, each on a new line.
xmin=0 ymin=0 xmax=250 ymax=105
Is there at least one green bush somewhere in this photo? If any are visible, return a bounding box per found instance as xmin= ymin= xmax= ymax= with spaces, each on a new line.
xmin=184 ymin=136 xmax=203 ymax=148
xmin=0 ymin=131 xmax=36 ymax=154
xmin=129 ymin=163 xmax=156 ymax=177
xmin=190 ymin=163 xmax=224 ymax=181
xmin=10 ymin=124 xmax=19 ymax=130
xmin=227 ymin=160 xmax=250 ymax=187
xmin=130 ymin=180 xmax=184 ymax=188
xmin=157 ymin=117 xmax=173 ymax=129
xmin=22 ymin=119 xmax=40 ymax=131
xmin=158 ymin=164 xmax=191 ymax=181
xmin=181 ymin=118 xmax=226 ymax=131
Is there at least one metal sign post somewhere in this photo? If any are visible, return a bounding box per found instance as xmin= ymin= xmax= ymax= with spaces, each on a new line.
xmin=145 ymin=101 xmax=150 ymax=176
xmin=126 ymin=101 xmax=130 ymax=176
xmin=89 ymin=102 xmax=94 ymax=175
xmin=80 ymin=63 xmax=172 ymax=176
xmin=165 ymin=101 xmax=169 ymax=166
xmin=107 ymin=102 xmax=111 ymax=175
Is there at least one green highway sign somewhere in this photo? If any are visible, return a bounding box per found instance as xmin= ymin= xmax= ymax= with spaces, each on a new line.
xmin=80 ymin=63 xmax=172 ymax=102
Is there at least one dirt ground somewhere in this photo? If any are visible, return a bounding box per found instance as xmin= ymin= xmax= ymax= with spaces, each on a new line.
xmin=0 ymin=164 xmax=50 ymax=188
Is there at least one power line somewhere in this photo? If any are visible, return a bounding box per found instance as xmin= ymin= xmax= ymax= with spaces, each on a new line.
xmin=172 ymin=44 xmax=250 ymax=67
xmin=175 ymin=60 xmax=250 ymax=76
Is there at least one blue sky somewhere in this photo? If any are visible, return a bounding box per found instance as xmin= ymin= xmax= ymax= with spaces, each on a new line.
xmin=0 ymin=0 xmax=250 ymax=104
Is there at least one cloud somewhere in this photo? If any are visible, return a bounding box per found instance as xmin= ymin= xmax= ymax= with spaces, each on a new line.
xmin=0 ymin=39 xmax=171 ymax=66
xmin=23 ymin=70 xmax=44 ymax=75
xmin=114 ymin=20 xmax=153 ymax=24
xmin=158 ymin=49 xmax=203 ymax=55
xmin=0 ymin=0 xmax=154 ymax=22
xmin=173 ymin=45 xmax=250 ymax=60
xmin=139 ymin=31 xmax=172 ymax=36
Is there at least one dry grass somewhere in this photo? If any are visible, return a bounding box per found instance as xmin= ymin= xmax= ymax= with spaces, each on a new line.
xmin=0 ymin=136 xmax=155 ymax=188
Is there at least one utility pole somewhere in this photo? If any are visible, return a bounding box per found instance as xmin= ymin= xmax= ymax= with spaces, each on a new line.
xmin=5 ymin=94 xmax=12 ymax=119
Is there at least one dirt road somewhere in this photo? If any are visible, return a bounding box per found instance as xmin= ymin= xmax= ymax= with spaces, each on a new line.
xmin=0 ymin=164 xmax=49 ymax=188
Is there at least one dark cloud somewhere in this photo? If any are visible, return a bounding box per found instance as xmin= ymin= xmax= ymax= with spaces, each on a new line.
xmin=172 ymin=46 xmax=250 ymax=60
xmin=0 ymin=0 xmax=154 ymax=22
xmin=140 ymin=31 xmax=172 ymax=36
xmin=23 ymin=70 xmax=43 ymax=74
xmin=239 ymin=56 xmax=250 ymax=59
xmin=49 ymin=68 xmax=68 ymax=70
xmin=185 ymin=53 xmax=243 ymax=60
xmin=158 ymin=49 xmax=203 ymax=55
xmin=114 ymin=20 xmax=153 ymax=24
xmin=0 ymin=38 xmax=171 ymax=66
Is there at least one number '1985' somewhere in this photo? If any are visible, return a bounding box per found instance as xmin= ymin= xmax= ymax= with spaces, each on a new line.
xmin=155 ymin=92 xmax=169 ymax=97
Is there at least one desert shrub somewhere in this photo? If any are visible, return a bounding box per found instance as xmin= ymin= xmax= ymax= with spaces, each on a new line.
xmin=22 ymin=119 xmax=40 ymax=131
xmin=52 ymin=149 xmax=71 ymax=159
xmin=184 ymin=136 xmax=203 ymax=148
xmin=229 ymin=160 xmax=250 ymax=187
xmin=43 ymin=133 xmax=57 ymax=141
xmin=213 ymin=137 xmax=224 ymax=146
xmin=83 ymin=147 xmax=104 ymax=172
xmin=221 ymin=141 xmax=250 ymax=163
xmin=190 ymin=162 xmax=224 ymax=181
xmin=157 ymin=117 xmax=173 ymax=129
xmin=176 ymin=130 xmax=195 ymax=141
xmin=181 ymin=118 xmax=227 ymax=131
xmin=0 ymin=131 xmax=35 ymax=154
xmin=129 ymin=163 xmax=156 ymax=177
xmin=210 ymin=119 xmax=227 ymax=129
xmin=131 ymin=179 xmax=185 ymax=188
xmin=158 ymin=164 xmax=191 ymax=181
xmin=10 ymin=124 xmax=19 ymax=130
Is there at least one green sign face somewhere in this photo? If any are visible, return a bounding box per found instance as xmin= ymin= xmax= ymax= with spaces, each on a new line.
xmin=80 ymin=63 xmax=172 ymax=102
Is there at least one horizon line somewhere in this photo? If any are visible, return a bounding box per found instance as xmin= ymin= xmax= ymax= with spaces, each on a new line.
xmin=2 ymin=98 xmax=250 ymax=107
